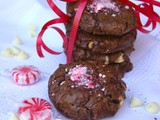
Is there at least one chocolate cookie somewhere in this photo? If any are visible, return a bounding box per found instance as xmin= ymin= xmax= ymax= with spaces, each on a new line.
xmin=48 ymin=62 xmax=126 ymax=120
xmin=108 ymin=57 xmax=133 ymax=78
xmin=66 ymin=28 xmax=137 ymax=53
xmin=72 ymin=46 xmax=134 ymax=65
xmin=67 ymin=0 xmax=137 ymax=35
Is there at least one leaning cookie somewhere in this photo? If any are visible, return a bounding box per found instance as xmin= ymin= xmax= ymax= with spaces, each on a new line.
xmin=72 ymin=45 xmax=134 ymax=65
xmin=48 ymin=61 xmax=126 ymax=120
xmin=67 ymin=0 xmax=137 ymax=35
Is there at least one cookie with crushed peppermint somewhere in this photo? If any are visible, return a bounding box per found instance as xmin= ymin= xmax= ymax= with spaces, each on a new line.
xmin=67 ymin=0 xmax=137 ymax=35
xmin=48 ymin=61 xmax=126 ymax=120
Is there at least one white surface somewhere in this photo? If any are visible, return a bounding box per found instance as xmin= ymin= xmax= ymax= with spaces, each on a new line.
xmin=0 ymin=0 xmax=160 ymax=120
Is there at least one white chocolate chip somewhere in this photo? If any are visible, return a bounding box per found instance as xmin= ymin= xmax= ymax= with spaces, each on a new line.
xmin=1 ymin=48 xmax=14 ymax=58
xmin=29 ymin=24 xmax=36 ymax=31
xmin=12 ymin=36 xmax=23 ymax=45
xmin=145 ymin=102 xmax=160 ymax=114
xmin=11 ymin=46 xmax=21 ymax=55
xmin=104 ymin=56 xmax=109 ymax=65
xmin=29 ymin=24 xmax=37 ymax=38
xmin=29 ymin=30 xmax=36 ymax=38
xmin=130 ymin=96 xmax=143 ymax=108
xmin=16 ymin=51 xmax=29 ymax=60
xmin=119 ymin=96 xmax=124 ymax=106
xmin=60 ymin=81 xmax=65 ymax=86
xmin=88 ymin=41 xmax=94 ymax=49
xmin=115 ymin=53 xmax=124 ymax=63
xmin=8 ymin=113 xmax=19 ymax=120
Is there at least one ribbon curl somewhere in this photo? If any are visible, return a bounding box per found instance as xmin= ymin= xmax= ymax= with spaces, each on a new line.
xmin=119 ymin=0 xmax=160 ymax=33
xmin=36 ymin=0 xmax=160 ymax=63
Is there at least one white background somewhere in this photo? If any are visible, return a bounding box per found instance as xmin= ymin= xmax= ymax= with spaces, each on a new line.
xmin=0 ymin=0 xmax=160 ymax=120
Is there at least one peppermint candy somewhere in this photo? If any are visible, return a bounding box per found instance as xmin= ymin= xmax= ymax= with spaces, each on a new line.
xmin=18 ymin=98 xmax=53 ymax=120
xmin=11 ymin=65 xmax=41 ymax=85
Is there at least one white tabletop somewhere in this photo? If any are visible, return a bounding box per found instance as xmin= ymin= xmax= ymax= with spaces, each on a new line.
xmin=0 ymin=0 xmax=160 ymax=120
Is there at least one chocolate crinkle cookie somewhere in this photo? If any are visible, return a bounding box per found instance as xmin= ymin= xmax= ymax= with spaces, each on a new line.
xmin=72 ymin=45 xmax=134 ymax=65
xmin=67 ymin=0 xmax=137 ymax=35
xmin=48 ymin=62 xmax=126 ymax=120
xmin=66 ymin=24 xmax=137 ymax=54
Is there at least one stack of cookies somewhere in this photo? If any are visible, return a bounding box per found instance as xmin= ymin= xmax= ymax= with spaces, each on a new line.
xmin=65 ymin=0 xmax=137 ymax=77
xmin=48 ymin=0 xmax=138 ymax=120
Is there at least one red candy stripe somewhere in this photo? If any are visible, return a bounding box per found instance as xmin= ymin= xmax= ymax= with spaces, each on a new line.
xmin=11 ymin=65 xmax=41 ymax=85
xmin=36 ymin=19 xmax=68 ymax=57
xmin=36 ymin=0 xmax=87 ymax=63
xmin=18 ymin=98 xmax=53 ymax=120
xmin=36 ymin=0 xmax=160 ymax=63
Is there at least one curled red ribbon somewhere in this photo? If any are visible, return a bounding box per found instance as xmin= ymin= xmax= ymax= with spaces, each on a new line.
xmin=36 ymin=0 xmax=160 ymax=63
xmin=119 ymin=0 xmax=160 ymax=33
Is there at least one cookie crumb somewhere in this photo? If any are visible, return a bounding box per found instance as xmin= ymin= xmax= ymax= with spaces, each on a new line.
xmin=29 ymin=24 xmax=37 ymax=38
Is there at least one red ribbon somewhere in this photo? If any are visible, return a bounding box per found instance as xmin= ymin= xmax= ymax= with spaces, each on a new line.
xmin=119 ymin=0 xmax=160 ymax=33
xmin=36 ymin=0 xmax=160 ymax=63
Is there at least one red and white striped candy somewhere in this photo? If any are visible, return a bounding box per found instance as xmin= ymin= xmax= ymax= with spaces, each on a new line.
xmin=18 ymin=98 xmax=53 ymax=120
xmin=11 ymin=65 xmax=41 ymax=85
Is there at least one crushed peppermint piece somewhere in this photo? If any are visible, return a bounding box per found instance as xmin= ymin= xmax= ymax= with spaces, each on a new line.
xmin=52 ymin=93 xmax=55 ymax=96
xmin=102 ymin=75 xmax=106 ymax=78
xmin=68 ymin=65 xmax=95 ymax=88
xmin=102 ymin=87 xmax=105 ymax=91
xmin=71 ymin=85 xmax=75 ymax=88
xmin=99 ymin=73 xmax=102 ymax=77
xmin=112 ymin=14 xmax=116 ymax=17
xmin=125 ymin=6 xmax=129 ymax=9
xmin=65 ymin=68 xmax=68 ymax=72
xmin=87 ymin=0 xmax=119 ymax=13
xmin=99 ymin=73 xmax=106 ymax=78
